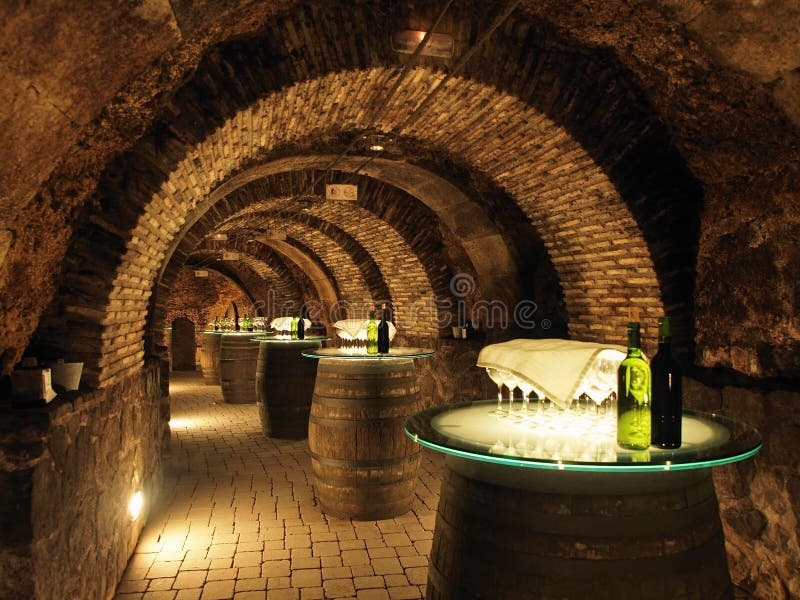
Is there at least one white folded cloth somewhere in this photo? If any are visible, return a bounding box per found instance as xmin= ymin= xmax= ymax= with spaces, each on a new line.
xmin=333 ymin=318 xmax=397 ymax=340
xmin=476 ymin=339 xmax=628 ymax=409
xmin=270 ymin=316 xmax=312 ymax=331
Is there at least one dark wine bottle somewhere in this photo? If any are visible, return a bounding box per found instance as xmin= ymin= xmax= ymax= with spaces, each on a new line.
xmin=377 ymin=303 xmax=390 ymax=353
xmin=297 ymin=308 xmax=305 ymax=340
xmin=650 ymin=316 xmax=682 ymax=448
xmin=617 ymin=321 xmax=651 ymax=450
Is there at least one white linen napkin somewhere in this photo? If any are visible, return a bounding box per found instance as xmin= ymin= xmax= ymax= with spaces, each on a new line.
xmin=476 ymin=339 xmax=629 ymax=409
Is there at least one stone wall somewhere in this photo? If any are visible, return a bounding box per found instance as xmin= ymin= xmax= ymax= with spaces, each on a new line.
xmin=684 ymin=377 xmax=800 ymax=599
xmin=0 ymin=360 xmax=164 ymax=600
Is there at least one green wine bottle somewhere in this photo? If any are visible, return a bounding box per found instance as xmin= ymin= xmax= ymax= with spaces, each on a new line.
xmin=290 ymin=316 xmax=299 ymax=340
xmin=617 ymin=321 xmax=651 ymax=450
xmin=366 ymin=311 xmax=378 ymax=355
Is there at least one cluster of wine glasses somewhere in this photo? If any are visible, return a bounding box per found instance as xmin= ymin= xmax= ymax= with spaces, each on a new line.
xmin=485 ymin=351 xmax=620 ymax=431
xmin=486 ymin=367 xmax=550 ymax=415
xmin=337 ymin=333 xmax=369 ymax=355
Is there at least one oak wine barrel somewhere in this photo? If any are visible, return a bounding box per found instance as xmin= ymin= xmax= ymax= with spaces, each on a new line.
xmin=308 ymin=358 xmax=421 ymax=520
xmin=256 ymin=340 xmax=322 ymax=439
xmin=219 ymin=333 xmax=259 ymax=404
xmin=199 ymin=332 xmax=221 ymax=385
xmin=427 ymin=460 xmax=732 ymax=600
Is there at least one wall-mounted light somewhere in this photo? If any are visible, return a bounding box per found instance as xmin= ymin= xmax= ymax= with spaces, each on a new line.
xmin=128 ymin=490 xmax=144 ymax=520
xmin=208 ymin=233 xmax=228 ymax=241
xmin=392 ymin=29 xmax=454 ymax=58
xmin=194 ymin=270 xmax=209 ymax=278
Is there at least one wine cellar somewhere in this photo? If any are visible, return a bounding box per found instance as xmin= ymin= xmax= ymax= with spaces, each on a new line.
xmin=1 ymin=1 xmax=798 ymax=599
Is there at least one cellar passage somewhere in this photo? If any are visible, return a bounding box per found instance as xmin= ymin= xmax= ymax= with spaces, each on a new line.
xmin=0 ymin=2 xmax=798 ymax=600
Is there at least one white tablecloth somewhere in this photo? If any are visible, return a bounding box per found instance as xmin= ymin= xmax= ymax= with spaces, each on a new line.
xmin=476 ymin=339 xmax=628 ymax=409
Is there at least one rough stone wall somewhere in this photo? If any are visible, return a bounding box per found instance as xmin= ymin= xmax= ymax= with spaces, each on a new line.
xmin=684 ymin=378 xmax=800 ymax=600
xmin=0 ymin=361 xmax=163 ymax=600
xmin=410 ymin=337 xmax=493 ymax=410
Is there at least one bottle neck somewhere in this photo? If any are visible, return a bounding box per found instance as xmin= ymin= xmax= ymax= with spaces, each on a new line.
xmin=627 ymin=324 xmax=642 ymax=357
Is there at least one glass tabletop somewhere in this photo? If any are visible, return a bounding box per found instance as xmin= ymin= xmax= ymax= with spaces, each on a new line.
xmin=252 ymin=336 xmax=329 ymax=344
xmin=302 ymin=346 xmax=435 ymax=360
xmin=204 ymin=330 xmax=275 ymax=335
xmin=405 ymin=400 xmax=762 ymax=473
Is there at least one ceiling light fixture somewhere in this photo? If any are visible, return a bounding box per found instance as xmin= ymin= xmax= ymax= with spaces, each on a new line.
xmin=392 ymin=29 xmax=454 ymax=58
xmin=360 ymin=132 xmax=393 ymax=154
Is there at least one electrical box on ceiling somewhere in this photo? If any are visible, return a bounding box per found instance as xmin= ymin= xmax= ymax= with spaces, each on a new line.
xmin=326 ymin=184 xmax=358 ymax=201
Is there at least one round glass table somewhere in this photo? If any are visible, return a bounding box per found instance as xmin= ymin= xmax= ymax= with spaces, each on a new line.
xmin=301 ymin=347 xmax=434 ymax=520
xmin=252 ymin=336 xmax=329 ymax=439
xmin=405 ymin=400 xmax=762 ymax=600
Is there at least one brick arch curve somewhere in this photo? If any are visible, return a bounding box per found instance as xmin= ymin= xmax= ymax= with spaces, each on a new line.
xmin=60 ymin=68 xmax=669 ymax=385
xmin=156 ymin=201 xmax=378 ymax=330
xmin=222 ymin=204 xmax=439 ymax=339
xmin=19 ymin=1 xmax=707 ymax=382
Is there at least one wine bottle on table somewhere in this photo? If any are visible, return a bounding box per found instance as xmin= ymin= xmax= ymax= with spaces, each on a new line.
xmin=651 ymin=316 xmax=682 ymax=448
xmin=290 ymin=315 xmax=299 ymax=340
xmin=297 ymin=308 xmax=305 ymax=340
xmin=366 ymin=311 xmax=378 ymax=355
xmin=378 ymin=303 xmax=390 ymax=353
xmin=617 ymin=320 xmax=651 ymax=450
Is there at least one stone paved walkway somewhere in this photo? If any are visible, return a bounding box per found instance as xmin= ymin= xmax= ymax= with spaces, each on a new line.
xmin=114 ymin=371 xmax=444 ymax=600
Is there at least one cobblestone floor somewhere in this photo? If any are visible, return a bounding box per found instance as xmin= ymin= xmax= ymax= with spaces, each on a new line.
xmin=115 ymin=371 xmax=444 ymax=600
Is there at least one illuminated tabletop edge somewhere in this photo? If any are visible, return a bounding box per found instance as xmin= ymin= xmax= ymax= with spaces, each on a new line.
xmin=252 ymin=336 xmax=330 ymax=344
xmin=405 ymin=401 xmax=762 ymax=473
xmin=301 ymin=347 xmax=435 ymax=360
xmin=203 ymin=330 xmax=274 ymax=335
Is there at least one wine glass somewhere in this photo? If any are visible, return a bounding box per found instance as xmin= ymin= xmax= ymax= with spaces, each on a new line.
xmin=486 ymin=368 xmax=506 ymax=411
xmin=585 ymin=354 xmax=617 ymax=425
xmin=517 ymin=377 xmax=534 ymax=414
xmin=503 ymin=372 xmax=521 ymax=414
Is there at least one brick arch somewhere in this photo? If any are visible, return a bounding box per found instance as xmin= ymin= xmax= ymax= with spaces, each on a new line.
xmin=157 ymin=2 xmax=697 ymax=342
xmin=51 ymin=3 xmax=704 ymax=383
xmin=61 ymin=69 xmax=667 ymax=385
xmin=215 ymin=171 xmax=462 ymax=337
xmin=221 ymin=202 xmax=439 ymax=339
xmin=225 ymin=168 xmax=481 ymax=315
xmin=154 ymin=204 xmax=375 ymax=342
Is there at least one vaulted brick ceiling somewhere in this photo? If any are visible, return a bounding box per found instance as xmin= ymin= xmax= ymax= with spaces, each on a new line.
xmin=3 ymin=0 xmax=798 ymax=382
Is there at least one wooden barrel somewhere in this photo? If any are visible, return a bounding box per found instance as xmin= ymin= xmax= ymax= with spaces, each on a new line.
xmin=308 ymin=358 xmax=421 ymax=520
xmin=427 ymin=459 xmax=733 ymax=600
xmin=199 ymin=332 xmax=221 ymax=385
xmin=256 ymin=340 xmax=321 ymax=439
xmin=218 ymin=333 xmax=259 ymax=404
